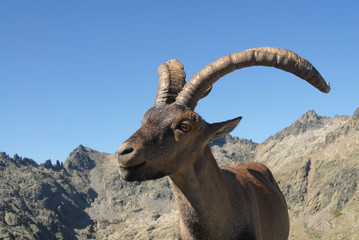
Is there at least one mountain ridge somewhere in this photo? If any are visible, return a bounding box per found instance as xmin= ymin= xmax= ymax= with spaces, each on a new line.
xmin=0 ymin=107 xmax=358 ymax=239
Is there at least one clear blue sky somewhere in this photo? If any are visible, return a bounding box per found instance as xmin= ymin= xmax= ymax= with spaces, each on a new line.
xmin=1 ymin=1 xmax=358 ymax=163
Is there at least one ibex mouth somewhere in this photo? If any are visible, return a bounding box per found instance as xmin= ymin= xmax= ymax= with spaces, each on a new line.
xmin=119 ymin=161 xmax=146 ymax=171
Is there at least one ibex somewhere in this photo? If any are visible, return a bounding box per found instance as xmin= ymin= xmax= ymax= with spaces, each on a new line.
xmin=117 ymin=47 xmax=330 ymax=240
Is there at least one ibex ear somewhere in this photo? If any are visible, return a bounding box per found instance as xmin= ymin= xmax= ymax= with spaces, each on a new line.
xmin=207 ymin=116 xmax=242 ymax=142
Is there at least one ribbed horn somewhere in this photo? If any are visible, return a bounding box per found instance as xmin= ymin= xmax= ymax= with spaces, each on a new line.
xmin=154 ymin=59 xmax=186 ymax=107
xmin=176 ymin=47 xmax=330 ymax=109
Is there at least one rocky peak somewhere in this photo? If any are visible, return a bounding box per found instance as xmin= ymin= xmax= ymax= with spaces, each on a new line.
xmin=41 ymin=159 xmax=64 ymax=171
xmin=0 ymin=152 xmax=8 ymax=159
xmin=64 ymin=145 xmax=95 ymax=171
xmin=352 ymin=107 xmax=359 ymax=121
xmin=0 ymin=152 xmax=9 ymax=167
xmin=298 ymin=110 xmax=322 ymax=123
xmin=0 ymin=153 xmax=38 ymax=168
xmin=265 ymin=110 xmax=327 ymax=142
xmin=210 ymin=134 xmax=258 ymax=148
xmin=210 ymin=134 xmax=240 ymax=147
xmin=77 ymin=144 xmax=87 ymax=152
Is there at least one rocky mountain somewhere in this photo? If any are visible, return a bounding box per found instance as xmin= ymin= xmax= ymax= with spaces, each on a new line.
xmin=0 ymin=151 xmax=95 ymax=239
xmin=0 ymin=108 xmax=358 ymax=239
xmin=257 ymin=109 xmax=359 ymax=239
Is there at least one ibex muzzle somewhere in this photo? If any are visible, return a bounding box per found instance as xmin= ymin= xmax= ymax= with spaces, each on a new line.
xmin=117 ymin=47 xmax=330 ymax=239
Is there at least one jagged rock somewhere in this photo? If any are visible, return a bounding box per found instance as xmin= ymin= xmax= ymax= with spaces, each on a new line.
xmin=265 ymin=110 xmax=331 ymax=143
xmin=0 ymin=151 xmax=96 ymax=239
xmin=41 ymin=159 xmax=64 ymax=171
xmin=42 ymin=159 xmax=53 ymax=169
xmin=352 ymin=107 xmax=359 ymax=120
xmin=64 ymin=145 xmax=95 ymax=171
xmin=4 ymin=212 xmax=19 ymax=226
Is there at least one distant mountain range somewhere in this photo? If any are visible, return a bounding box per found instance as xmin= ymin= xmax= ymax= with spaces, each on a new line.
xmin=1 ymin=107 xmax=358 ymax=240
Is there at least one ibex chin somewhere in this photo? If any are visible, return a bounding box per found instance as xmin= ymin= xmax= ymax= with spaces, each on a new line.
xmin=117 ymin=47 xmax=330 ymax=240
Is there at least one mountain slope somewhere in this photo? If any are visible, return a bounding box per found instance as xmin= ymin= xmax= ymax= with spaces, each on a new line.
xmin=0 ymin=107 xmax=358 ymax=239
xmin=0 ymin=152 xmax=95 ymax=240
xmin=276 ymin=109 xmax=359 ymax=239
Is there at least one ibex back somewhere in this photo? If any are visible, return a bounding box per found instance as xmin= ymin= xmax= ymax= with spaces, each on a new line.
xmin=117 ymin=47 xmax=330 ymax=240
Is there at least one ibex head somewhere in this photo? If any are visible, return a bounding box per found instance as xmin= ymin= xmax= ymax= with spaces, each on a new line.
xmin=117 ymin=47 xmax=330 ymax=182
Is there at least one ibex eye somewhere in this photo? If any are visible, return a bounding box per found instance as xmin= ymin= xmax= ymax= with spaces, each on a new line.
xmin=179 ymin=123 xmax=191 ymax=132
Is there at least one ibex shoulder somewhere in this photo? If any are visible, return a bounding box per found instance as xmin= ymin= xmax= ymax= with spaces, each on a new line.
xmin=221 ymin=162 xmax=280 ymax=192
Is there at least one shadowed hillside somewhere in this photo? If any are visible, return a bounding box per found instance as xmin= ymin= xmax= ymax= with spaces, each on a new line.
xmin=1 ymin=108 xmax=358 ymax=239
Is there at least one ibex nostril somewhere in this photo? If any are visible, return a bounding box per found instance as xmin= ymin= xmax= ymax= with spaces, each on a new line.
xmin=119 ymin=147 xmax=134 ymax=156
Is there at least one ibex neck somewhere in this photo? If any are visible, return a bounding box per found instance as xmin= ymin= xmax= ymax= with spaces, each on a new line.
xmin=169 ymin=145 xmax=231 ymax=239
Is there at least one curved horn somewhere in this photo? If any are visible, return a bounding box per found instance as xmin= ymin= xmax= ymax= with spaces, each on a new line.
xmin=154 ymin=59 xmax=186 ymax=107
xmin=176 ymin=47 xmax=330 ymax=109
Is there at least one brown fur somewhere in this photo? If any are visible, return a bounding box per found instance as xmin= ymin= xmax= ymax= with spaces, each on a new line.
xmin=118 ymin=104 xmax=289 ymax=239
